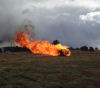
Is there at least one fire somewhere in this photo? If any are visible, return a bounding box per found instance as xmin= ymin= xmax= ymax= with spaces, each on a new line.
xmin=14 ymin=25 xmax=71 ymax=56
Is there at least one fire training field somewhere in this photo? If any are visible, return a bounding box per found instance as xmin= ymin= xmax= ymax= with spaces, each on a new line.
xmin=0 ymin=51 xmax=100 ymax=88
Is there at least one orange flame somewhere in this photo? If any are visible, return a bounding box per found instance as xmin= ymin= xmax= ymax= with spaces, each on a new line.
xmin=14 ymin=26 xmax=71 ymax=56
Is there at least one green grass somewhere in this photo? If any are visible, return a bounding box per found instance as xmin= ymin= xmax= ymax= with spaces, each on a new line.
xmin=0 ymin=51 xmax=100 ymax=88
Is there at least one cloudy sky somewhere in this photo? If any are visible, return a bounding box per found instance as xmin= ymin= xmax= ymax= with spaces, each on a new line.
xmin=0 ymin=0 xmax=100 ymax=48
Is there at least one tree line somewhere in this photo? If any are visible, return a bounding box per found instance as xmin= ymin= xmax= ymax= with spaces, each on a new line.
xmin=70 ymin=46 xmax=98 ymax=52
xmin=0 ymin=40 xmax=99 ymax=53
xmin=52 ymin=40 xmax=98 ymax=52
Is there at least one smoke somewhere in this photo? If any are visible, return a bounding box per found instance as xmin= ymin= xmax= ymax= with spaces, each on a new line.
xmin=0 ymin=0 xmax=27 ymax=41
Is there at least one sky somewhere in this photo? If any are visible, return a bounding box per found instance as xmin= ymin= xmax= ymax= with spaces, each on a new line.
xmin=0 ymin=0 xmax=100 ymax=48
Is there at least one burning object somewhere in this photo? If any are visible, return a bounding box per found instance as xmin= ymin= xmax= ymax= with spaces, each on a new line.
xmin=14 ymin=25 xmax=71 ymax=56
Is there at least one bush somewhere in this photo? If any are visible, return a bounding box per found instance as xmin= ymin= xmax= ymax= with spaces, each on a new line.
xmin=89 ymin=47 xmax=95 ymax=52
xmin=80 ymin=46 xmax=88 ymax=51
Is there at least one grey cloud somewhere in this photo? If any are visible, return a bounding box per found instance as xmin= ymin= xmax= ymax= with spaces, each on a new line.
xmin=0 ymin=0 xmax=100 ymax=48
xmin=80 ymin=11 xmax=100 ymax=23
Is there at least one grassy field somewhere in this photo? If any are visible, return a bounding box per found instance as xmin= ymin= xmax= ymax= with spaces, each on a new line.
xmin=0 ymin=51 xmax=100 ymax=88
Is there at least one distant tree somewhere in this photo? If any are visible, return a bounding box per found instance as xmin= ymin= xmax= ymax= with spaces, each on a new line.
xmin=0 ymin=48 xmax=2 ymax=53
xmin=95 ymin=47 xmax=98 ymax=50
xmin=52 ymin=40 xmax=60 ymax=45
xmin=80 ymin=46 xmax=88 ymax=51
xmin=75 ymin=48 xmax=80 ymax=50
xmin=89 ymin=47 xmax=95 ymax=52
xmin=3 ymin=46 xmax=31 ymax=53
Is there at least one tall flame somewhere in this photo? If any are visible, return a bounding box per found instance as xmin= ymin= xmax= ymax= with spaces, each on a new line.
xmin=14 ymin=25 xmax=71 ymax=56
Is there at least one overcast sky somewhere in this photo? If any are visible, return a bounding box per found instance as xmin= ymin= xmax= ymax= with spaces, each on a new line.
xmin=0 ymin=0 xmax=100 ymax=48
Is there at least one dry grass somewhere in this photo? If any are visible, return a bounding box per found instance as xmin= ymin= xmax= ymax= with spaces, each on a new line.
xmin=0 ymin=51 xmax=100 ymax=88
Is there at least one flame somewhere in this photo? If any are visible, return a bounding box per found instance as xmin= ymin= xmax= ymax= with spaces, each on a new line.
xmin=14 ymin=26 xmax=71 ymax=56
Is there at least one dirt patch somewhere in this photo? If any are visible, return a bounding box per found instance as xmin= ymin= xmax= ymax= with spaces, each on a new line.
xmin=57 ymin=75 xmax=74 ymax=84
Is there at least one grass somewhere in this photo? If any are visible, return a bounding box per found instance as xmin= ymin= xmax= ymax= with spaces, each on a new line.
xmin=0 ymin=51 xmax=100 ymax=88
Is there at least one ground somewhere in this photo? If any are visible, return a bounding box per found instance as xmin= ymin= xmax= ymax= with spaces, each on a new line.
xmin=0 ymin=51 xmax=100 ymax=88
